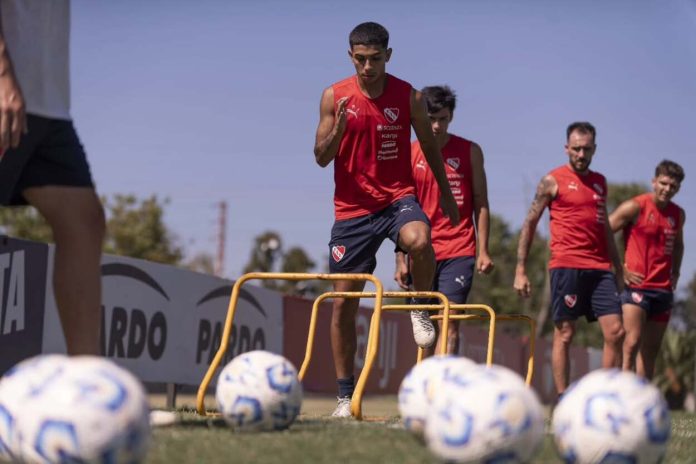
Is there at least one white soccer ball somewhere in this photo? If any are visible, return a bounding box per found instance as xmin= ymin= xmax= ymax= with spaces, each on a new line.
xmin=0 ymin=355 xmax=150 ymax=464
xmin=215 ymin=350 xmax=303 ymax=432
xmin=398 ymin=355 xmax=477 ymax=437
xmin=425 ymin=364 xmax=545 ymax=463
xmin=0 ymin=354 xmax=71 ymax=461
xmin=552 ymin=368 xmax=671 ymax=464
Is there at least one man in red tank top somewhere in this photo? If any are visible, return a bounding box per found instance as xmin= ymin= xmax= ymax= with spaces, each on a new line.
xmin=394 ymin=85 xmax=494 ymax=356
xmin=609 ymin=160 xmax=685 ymax=379
xmin=514 ymin=122 xmax=625 ymax=398
xmin=313 ymin=22 xmax=460 ymax=417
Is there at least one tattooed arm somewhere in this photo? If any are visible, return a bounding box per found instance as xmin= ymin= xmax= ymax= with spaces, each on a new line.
xmin=514 ymin=174 xmax=557 ymax=298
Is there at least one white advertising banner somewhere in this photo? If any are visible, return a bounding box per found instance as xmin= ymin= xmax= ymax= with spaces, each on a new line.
xmin=33 ymin=243 xmax=284 ymax=386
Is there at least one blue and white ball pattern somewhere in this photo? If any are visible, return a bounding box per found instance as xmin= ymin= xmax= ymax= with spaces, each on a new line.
xmin=0 ymin=355 xmax=150 ymax=463
xmin=424 ymin=364 xmax=545 ymax=463
xmin=398 ymin=356 xmax=477 ymax=437
xmin=552 ymin=369 xmax=670 ymax=464
xmin=215 ymin=350 xmax=302 ymax=432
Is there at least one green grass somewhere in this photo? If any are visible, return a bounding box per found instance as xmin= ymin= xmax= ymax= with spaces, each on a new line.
xmin=145 ymin=396 xmax=696 ymax=463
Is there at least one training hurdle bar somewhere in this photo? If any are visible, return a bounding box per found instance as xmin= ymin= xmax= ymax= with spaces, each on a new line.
xmin=196 ymin=272 xmax=383 ymax=416
xmin=300 ymin=291 xmax=451 ymax=420
xmin=424 ymin=306 xmax=537 ymax=385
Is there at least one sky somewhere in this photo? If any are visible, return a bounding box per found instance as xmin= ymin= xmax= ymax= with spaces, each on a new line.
xmin=70 ymin=0 xmax=696 ymax=296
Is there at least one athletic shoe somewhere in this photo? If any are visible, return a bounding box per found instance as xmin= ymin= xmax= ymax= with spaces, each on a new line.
xmin=410 ymin=310 xmax=436 ymax=348
xmin=331 ymin=396 xmax=352 ymax=418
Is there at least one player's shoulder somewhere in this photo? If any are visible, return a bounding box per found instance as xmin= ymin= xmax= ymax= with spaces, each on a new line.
xmin=386 ymin=73 xmax=413 ymax=90
xmin=331 ymin=75 xmax=355 ymax=92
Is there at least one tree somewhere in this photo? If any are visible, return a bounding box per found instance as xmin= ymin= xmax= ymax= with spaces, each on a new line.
xmin=653 ymin=273 xmax=696 ymax=409
xmin=0 ymin=206 xmax=52 ymax=242
xmin=185 ymin=252 xmax=215 ymax=275
xmin=242 ymin=231 xmax=323 ymax=294
xmin=1 ymin=194 xmax=184 ymax=266
xmin=468 ymin=214 xmax=549 ymax=337
xmin=103 ymin=195 xmax=183 ymax=265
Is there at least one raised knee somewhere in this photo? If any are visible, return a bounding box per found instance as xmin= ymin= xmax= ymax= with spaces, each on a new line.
xmin=404 ymin=234 xmax=431 ymax=256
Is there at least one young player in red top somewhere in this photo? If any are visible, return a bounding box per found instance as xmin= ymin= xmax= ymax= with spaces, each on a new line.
xmin=514 ymin=122 xmax=625 ymax=397
xmin=313 ymin=22 xmax=460 ymax=417
xmin=394 ymin=86 xmax=494 ymax=356
xmin=609 ymin=160 xmax=685 ymax=379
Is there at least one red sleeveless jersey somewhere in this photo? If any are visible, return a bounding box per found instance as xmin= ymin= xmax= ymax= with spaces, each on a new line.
xmin=331 ymin=74 xmax=414 ymax=219
xmin=411 ymin=136 xmax=476 ymax=260
xmin=623 ymin=193 xmax=682 ymax=290
xmin=548 ymin=165 xmax=611 ymax=270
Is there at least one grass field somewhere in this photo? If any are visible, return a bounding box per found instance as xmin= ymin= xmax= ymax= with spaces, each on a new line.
xmin=146 ymin=394 xmax=696 ymax=463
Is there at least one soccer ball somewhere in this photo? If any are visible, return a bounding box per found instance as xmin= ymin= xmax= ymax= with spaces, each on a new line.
xmin=215 ymin=350 xmax=303 ymax=432
xmin=398 ymin=356 xmax=477 ymax=437
xmin=0 ymin=355 xmax=150 ymax=464
xmin=552 ymin=369 xmax=670 ymax=463
xmin=424 ymin=364 xmax=545 ymax=463
xmin=0 ymin=354 xmax=71 ymax=461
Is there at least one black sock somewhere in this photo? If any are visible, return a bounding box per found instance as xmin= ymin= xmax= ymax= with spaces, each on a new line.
xmin=337 ymin=375 xmax=355 ymax=399
xmin=410 ymin=297 xmax=431 ymax=306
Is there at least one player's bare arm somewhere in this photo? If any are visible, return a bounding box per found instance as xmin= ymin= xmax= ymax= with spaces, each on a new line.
xmin=514 ymin=174 xmax=556 ymax=297
xmin=608 ymin=199 xmax=644 ymax=286
xmin=672 ymin=209 xmax=686 ymax=290
xmin=314 ymin=87 xmax=348 ymax=167
xmin=608 ymin=199 xmax=640 ymax=233
xmin=0 ymin=32 xmax=27 ymax=153
xmin=394 ymin=251 xmax=410 ymax=290
xmin=410 ymin=89 xmax=460 ymax=226
xmin=471 ymin=142 xmax=493 ymax=274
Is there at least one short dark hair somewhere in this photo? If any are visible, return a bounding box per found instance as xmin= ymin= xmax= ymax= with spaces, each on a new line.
xmin=349 ymin=22 xmax=389 ymax=49
xmin=421 ymin=86 xmax=457 ymax=114
xmin=566 ymin=121 xmax=596 ymax=142
xmin=655 ymin=159 xmax=685 ymax=183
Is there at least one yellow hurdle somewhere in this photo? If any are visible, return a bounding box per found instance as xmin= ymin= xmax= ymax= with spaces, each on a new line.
xmin=424 ymin=305 xmax=537 ymax=385
xmin=195 ymin=272 xmax=384 ymax=416
xmin=299 ymin=290 xmax=451 ymax=420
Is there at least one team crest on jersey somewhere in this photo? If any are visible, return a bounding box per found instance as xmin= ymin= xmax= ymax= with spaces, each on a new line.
xmin=331 ymin=245 xmax=346 ymax=262
xmin=631 ymin=292 xmax=644 ymax=304
xmin=592 ymin=183 xmax=604 ymax=195
xmin=648 ymin=213 xmax=656 ymax=224
xmin=564 ymin=294 xmax=577 ymax=308
xmin=446 ymin=158 xmax=460 ymax=170
xmin=416 ymin=159 xmax=426 ymax=171
xmin=383 ymin=107 xmax=399 ymax=123
xmin=667 ymin=216 xmax=676 ymax=228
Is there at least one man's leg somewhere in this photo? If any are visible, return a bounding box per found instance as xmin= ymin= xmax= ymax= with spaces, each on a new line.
xmin=552 ymin=320 xmax=575 ymax=395
xmin=330 ymin=278 xmax=366 ymax=382
xmin=329 ymin=278 xmax=366 ymax=417
xmin=398 ymin=220 xmax=436 ymax=348
xmin=597 ymin=313 xmax=625 ymax=369
xmin=621 ymin=303 xmax=645 ymax=372
xmin=637 ymin=320 xmax=668 ymax=379
xmin=424 ymin=257 xmax=474 ymax=357
xmin=24 ymin=186 xmax=105 ymax=355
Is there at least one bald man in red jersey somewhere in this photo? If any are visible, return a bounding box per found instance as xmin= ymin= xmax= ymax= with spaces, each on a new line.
xmin=609 ymin=160 xmax=685 ymax=379
xmin=394 ymin=85 xmax=494 ymax=357
xmin=514 ymin=122 xmax=625 ymax=398
xmin=313 ymin=22 xmax=459 ymax=418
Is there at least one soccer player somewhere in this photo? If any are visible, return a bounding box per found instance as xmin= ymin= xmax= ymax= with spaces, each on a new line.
xmin=514 ymin=122 xmax=625 ymax=397
xmin=0 ymin=0 xmax=105 ymax=355
xmin=313 ymin=22 xmax=460 ymax=417
xmin=609 ymin=160 xmax=685 ymax=379
xmin=394 ymin=85 xmax=494 ymax=356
